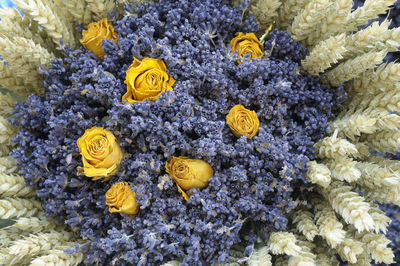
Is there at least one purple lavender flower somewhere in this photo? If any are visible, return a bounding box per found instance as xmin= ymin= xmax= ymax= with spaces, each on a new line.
xmin=11 ymin=0 xmax=344 ymax=264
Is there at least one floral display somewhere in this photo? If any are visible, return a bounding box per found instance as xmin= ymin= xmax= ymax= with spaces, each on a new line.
xmin=8 ymin=0 xmax=343 ymax=264
xmin=0 ymin=0 xmax=400 ymax=265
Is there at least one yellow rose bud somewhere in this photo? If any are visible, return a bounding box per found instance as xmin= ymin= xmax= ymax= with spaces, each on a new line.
xmin=80 ymin=18 xmax=118 ymax=60
xmin=77 ymin=127 xmax=123 ymax=180
xmin=226 ymin=104 xmax=260 ymax=139
xmin=230 ymin=32 xmax=264 ymax=64
xmin=165 ymin=156 xmax=213 ymax=201
xmin=105 ymin=182 xmax=139 ymax=215
xmin=122 ymin=57 xmax=175 ymax=103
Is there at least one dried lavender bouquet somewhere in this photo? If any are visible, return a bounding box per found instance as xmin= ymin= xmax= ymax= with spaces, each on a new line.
xmin=0 ymin=0 xmax=399 ymax=265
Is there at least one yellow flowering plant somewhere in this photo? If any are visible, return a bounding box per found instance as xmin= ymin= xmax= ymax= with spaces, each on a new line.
xmin=122 ymin=57 xmax=175 ymax=103
xmin=80 ymin=17 xmax=118 ymax=59
xmin=77 ymin=127 xmax=123 ymax=180
xmin=165 ymin=156 xmax=214 ymax=201
xmin=226 ymin=104 xmax=260 ymax=139
xmin=230 ymin=32 xmax=264 ymax=63
xmin=105 ymin=182 xmax=139 ymax=215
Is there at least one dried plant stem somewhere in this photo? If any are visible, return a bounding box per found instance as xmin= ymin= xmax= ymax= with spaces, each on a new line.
xmin=320 ymin=181 xmax=374 ymax=232
xmin=292 ymin=210 xmax=318 ymax=241
xmin=323 ymin=50 xmax=387 ymax=87
xmin=314 ymin=201 xmax=346 ymax=248
xmin=13 ymin=0 xmax=76 ymax=47
xmin=0 ymin=173 xmax=35 ymax=198
xmin=249 ymin=0 xmax=282 ymax=30
xmin=290 ymin=0 xmax=331 ymax=42
xmin=276 ymin=0 xmax=308 ymax=29
xmin=306 ymin=0 xmax=353 ymax=46
xmin=345 ymin=0 xmax=397 ymax=32
xmin=349 ymin=63 xmax=400 ymax=94
xmin=302 ymin=33 xmax=347 ymax=75
xmin=0 ymin=197 xmax=42 ymax=219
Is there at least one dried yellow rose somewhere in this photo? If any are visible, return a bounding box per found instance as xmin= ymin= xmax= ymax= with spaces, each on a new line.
xmin=226 ymin=104 xmax=260 ymax=139
xmin=165 ymin=156 xmax=214 ymax=201
xmin=122 ymin=57 xmax=175 ymax=103
xmin=80 ymin=18 xmax=118 ymax=60
xmin=77 ymin=127 xmax=123 ymax=180
xmin=230 ymin=32 xmax=264 ymax=63
xmin=106 ymin=182 xmax=139 ymax=215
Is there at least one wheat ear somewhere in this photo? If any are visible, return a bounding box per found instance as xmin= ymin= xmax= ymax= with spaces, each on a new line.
xmin=267 ymin=231 xmax=302 ymax=256
xmin=323 ymin=49 xmax=387 ymax=86
xmin=13 ymin=0 xmax=75 ymax=47
xmin=320 ymin=181 xmax=375 ymax=232
xmin=290 ymin=0 xmax=331 ymax=42
xmin=0 ymin=197 xmax=42 ymax=219
xmin=345 ymin=0 xmax=397 ymax=32
xmin=0 ymin=173 xmax=35 ymax=198
xmin=306 ymin=0 xmax=353 ymax=46
xmin=301 ymin=33 xmax=347 ymax=75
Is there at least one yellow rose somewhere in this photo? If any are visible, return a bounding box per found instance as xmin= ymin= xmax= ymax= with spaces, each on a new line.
xmin=77 ymin=127 xmax=123 ymax=180
xmin=105 ymin=182 xmax=139 ymax=215
xmin=226 ymin=104 xmax=260 ymax=139
xmin=122 ymin=57 xmax=175 ymax=103
xmin=230 ymin=32 xmax=264 ymax=63
xmin=165 ymin=156 xmax=214 ymax=201
xmin=80 ymin=18 xmax=118 ymax=60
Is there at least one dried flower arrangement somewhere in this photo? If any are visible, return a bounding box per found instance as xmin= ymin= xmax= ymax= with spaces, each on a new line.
xmin=0 ymin=0 xmax=400 ymax=265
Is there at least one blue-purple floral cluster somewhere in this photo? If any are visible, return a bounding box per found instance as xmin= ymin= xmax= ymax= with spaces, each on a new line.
xmin=11 ymin=0 xmax=344 ymax=264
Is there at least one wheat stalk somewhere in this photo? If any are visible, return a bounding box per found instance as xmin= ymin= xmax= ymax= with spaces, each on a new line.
xmin=290 ymin=0 xmax=331 ymax=42
xmin=0 ymin=35 xmax=55 ymax=73
xmin=349 ymin=63 xmax=400 ymax=95
xmin=0 ymin=173 xmax=35 ymax=198
xmin=323 ymin=49 xmax=387 ymax=86
xmin=306 ymin=0 xmax=353 ymax=46
xmin=320 ymin=181 xmax=375 ymax=232
xmin=345 ymin=0 xmax=397 ymax=32
xmin=13 ymin=0 xmax=76 ymax=47
xmin=0 ymin=116 xmax=17 ymax=146
xmin=86 ymin=0 xmax=116 ymax=21
xmin=2 ymin=231 xmax=74 ymax=265
xmin=302 ymin=33 xmax=347 ymax=75
xmin=267 ymin=232 xmax=302 ymax=256
xmin=336 ymin=233 xmax=364 ymax=264
xmin=354 ymin=231 xmax=394 ymax=264
xmin=29 ymin=243 xmax=84 ymax=266
xmin=305 ymin=161 xmax=331 ymax=188
xmin=292 ymin=210 xmax=319 ymax=241
xmin=0 ymin=63 xmax=39 ymax=96
xmin=314 ymin=130 xmax=359 ymax=159
xmin=355 ymin=161 xmax=400 ymax=188
xmin=248 ymin=246 xmax=272 ymax=266
xmin=53 ymin=0 xmax=92 ymax=24
xmin=249 ymin=0 xmax=282 ymax=29
xmin=0 ymin=197 xmax=42 ymax=219
xmin=0 ymin=93 xmax=15 ymax=117
xmin=314 ymin=200 xmax=346 ymax=248
xmin=367 ymin=203 xmax=391 ymax=234
xmin=288 ymin=239 xmax=316 ymax=265
xmin=324 ymin=157 xmax=361 ymax=183
xmin=0 ymin=156 xmax=18 ymax=174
